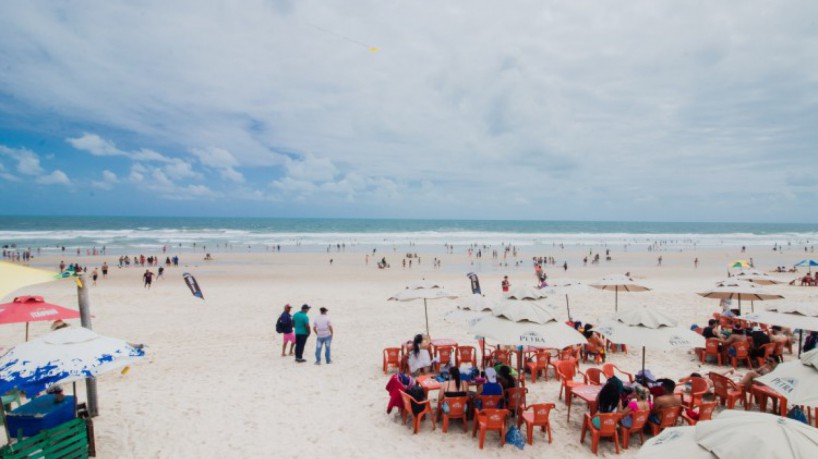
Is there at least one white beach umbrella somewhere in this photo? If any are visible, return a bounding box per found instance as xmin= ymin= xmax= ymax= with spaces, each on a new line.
xmin=543 ymin=280 xmax=588 ymax=320
xmin=732 ymin=269 xmax=783 ymax=285
xmin=695 ymin=410 xmax=818 ymax=459
xmin=590 ymin=275 xmax=650 ymax=312
xmin=469 ymin=303 xmax=586 ymax=350
xmin=597 ymin=305 xmax=705 ymax=372
xmin=445 ymin=294 xmax=498 ymax=325
xmin=0 ymin=327 xmax=144 ymax=397
xmin=504 ymin=285 xmax=547 ymax=300
xmin=406 ymin=280 xmax=444 ymax=290
xmin=698 ymin=279 xmax=783 ymax=315
xmin=755 ymin=348 xmax=818 ymax=407
xmin=637 ymin=427 xmax=715 ymax=459
xmin=389 ymin=287 xmax=457 ymax=336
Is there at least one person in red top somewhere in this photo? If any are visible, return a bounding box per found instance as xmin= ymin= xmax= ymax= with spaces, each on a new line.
xmin=501 ymin=276 xmax=510 ymax=292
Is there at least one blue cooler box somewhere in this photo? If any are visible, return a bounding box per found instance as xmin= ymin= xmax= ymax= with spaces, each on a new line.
xmin=6 ymin=395 xmax=76 ymax=438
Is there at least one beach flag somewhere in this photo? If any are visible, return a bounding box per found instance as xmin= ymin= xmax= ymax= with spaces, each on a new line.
xmin=467 ymin=272 xmax=481 ymax=295
xmin=183 ymin=273 xmax=204 ymax=300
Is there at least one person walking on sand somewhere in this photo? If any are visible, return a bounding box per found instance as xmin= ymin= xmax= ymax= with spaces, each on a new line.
xmin=92 ymin=268 xmax=99 ymax=286
xmin=276 ymin=304 xmax=295 ymax=356
xmin=293 ymin=304 xmax=311 ymax=363
xmin=313 ymin=307 xmax=333 ymax=365
xmin=101 ymin=262 xmax=108 ymax=278
xmin=501 ymin=276 xmax=510 ymax=292
xmin=143 ymin=269 xmax=154 ymax=289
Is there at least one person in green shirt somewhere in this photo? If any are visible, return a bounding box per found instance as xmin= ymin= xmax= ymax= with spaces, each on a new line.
xmin=292 ymin=304 xmax=311 ymax=363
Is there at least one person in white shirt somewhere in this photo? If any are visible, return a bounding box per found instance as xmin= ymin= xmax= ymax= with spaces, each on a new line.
xmin=313 ymin=307 xmax=334 ymax=365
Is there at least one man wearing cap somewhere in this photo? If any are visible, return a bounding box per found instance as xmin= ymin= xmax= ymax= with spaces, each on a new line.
xmin=749 ymin=326 xmax=771 ymax=360
xmin=313 ymin=307 xmax=333 ymax=365
xmin=276 ymin=304 xmax=295 ymax=357
xmin=293 ymin=304 xmax=311 ymax=363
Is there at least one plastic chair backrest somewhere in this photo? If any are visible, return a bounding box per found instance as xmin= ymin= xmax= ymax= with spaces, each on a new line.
xmin=557 ymin=359 xmax=577 ymax=380
xmin=400 ymin=391 xmax=413 ymax=412
xmin=481 ymin=409 xmax=508 ymax=428
xmin=709 ymin=373 xmax=730 ymax=398
xmin=494 ymin=349 xmax=511 ymax=365
xmin=705 ymin=339 xmax=720 ymax=353
xmin=593 ymin=413 xmax=620 ymax=434
xmin=697 ymin=401 xmax=717 ymax=421
xmin=733 ymin=341 xmax=749 ymax=358
xmin=559 ymin=347 xmax=575 ymax=360
xmin=528 ymin=403 xmax=555 ymax=423
xmin=444 ymin=396 xmax=468 ymax=417
xmin=535 ymin=350 xmax=550 ymax=368
xmin=385 ymin=347 xmax=400 ymax=363
xmin=629 ymin=409 xmax=650 ymax=431
xmin=505 ymin=387 xmax=527 ymax=410
xmin=458 ymin=346 xmax=474 ymax=361
xmin=437 ymin=346 xmax=454 ymax=364
xmin=657 ymin=405 xmax=682 ymax=427
xmin=478 ymin=395 xmax=503 ymax=410
xmin=586 ymin=368 xmax=604 ymax=385
xmin=690 ymin=377 xmax=709 ymax=396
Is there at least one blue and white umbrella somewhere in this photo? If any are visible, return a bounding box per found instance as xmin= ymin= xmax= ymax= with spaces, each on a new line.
xmin=0 ymin=327 xmax=144 ymax=397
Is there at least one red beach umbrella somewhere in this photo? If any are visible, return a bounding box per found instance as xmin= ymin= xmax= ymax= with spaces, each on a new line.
xmin=0 ymin=295 xmax=80 ymax=341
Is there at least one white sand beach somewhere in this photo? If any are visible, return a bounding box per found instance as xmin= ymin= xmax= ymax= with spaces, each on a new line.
xmin=1 ymin=245 xmax=814 ymax=458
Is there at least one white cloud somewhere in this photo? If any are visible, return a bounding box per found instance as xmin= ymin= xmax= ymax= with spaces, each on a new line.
xmin=36 ymin=169 xmax=70 ymax=185
xmin=220 ymin=167 xmax=245 ymax=183
xmin=0 ymin=162 xmax=19 ymax=182
xmin=163 ymin=158 xmax=200 ymax=180
xmin=191 ymin=147 xmax=238 ymax=168
xmin=66 ymin=133 xmax=171 ymax=162
xmin=92 ymin=169 xmax=118 ymax=189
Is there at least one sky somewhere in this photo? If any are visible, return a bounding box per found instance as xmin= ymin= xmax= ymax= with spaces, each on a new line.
xmin=1 ymin=0 xmax=817 ymax=222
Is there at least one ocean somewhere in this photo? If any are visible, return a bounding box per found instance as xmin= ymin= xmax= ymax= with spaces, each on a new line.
xmin=1 ymin=216 xmax=817 ymax=255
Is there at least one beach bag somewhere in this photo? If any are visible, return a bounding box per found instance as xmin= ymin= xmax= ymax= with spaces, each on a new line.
xmin=787 ymin=406 xmax=808 ymax=424
xmin=408 ymin=384 xmax=427 ymax=416
xmin=505 ymin=426 xmax=525 ymax=450
xmin=275 ymin=317 xmax=285 ymax=334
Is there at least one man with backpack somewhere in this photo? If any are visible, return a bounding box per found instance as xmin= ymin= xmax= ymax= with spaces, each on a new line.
xmin=276 ymin=304 xmax=295 ymax=357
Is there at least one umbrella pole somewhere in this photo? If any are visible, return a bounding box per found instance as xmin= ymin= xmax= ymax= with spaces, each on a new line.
xmin=738 ymin=298 xmax=742 ymax=316
xmin=423 ymin=299 xmax=430 ymax=337
xmin=480 ymin=338 xmax=486 ymax=370
xmin=565 ymin=294 xmax=571 ymax=321
xmin=641 ymin=346 xmax=646 ymax=375
xmin=77 ymin=273 xmax=99 ymax=417
xmin=751 ymin=300 xmax=754 ymax=313
xmin=615 ymin=287 xmax=619 ymax=313
xmin=799 ymin=329 xmax=803 ymax=357
xmin=25 ymin=322 xmax=29 ymax=342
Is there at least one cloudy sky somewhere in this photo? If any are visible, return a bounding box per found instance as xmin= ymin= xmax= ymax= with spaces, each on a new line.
xmin=1 ymin=1 xmax=817 ymax=222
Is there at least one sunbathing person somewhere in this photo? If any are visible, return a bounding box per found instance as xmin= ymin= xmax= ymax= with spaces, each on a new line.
xmin=725 ymin=357 xmax=779 ymax=387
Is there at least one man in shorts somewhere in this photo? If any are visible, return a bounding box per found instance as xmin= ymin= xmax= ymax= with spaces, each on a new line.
xmin=277 ymin=304 xmax=295 ymax=357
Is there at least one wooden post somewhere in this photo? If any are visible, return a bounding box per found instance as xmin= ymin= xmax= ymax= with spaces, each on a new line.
xmin=77 ymin=273 xmax=99 ymax=417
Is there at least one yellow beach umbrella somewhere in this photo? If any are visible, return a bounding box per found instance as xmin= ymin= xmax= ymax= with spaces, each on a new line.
xmin=0 ymin=261 xmax=61 ymax=300
xmin=729 ymin=260 xmax=751 ymax=269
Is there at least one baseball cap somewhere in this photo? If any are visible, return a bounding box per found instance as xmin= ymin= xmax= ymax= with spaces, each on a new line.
xmin=284 ymin=304 xmax=292 ymax=310
xmin=485 ymin=367 xmax=497 ymax=383
xmin=301 ymin=304 xmax=311 ymax=311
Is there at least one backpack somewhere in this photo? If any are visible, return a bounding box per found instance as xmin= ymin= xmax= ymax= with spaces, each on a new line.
xmin=787 ymin=406 xmax=808 ymax=424
xmin=275 ymin=313 xmax=291 ymax=334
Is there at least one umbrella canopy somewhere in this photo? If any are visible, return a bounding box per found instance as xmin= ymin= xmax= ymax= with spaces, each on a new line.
xmin=469 ymin=302 xmax=586 ymax=349
xmin=0 ymin=327 xmax=144 ymax=397
xmin=0 ymin=296 xmax=80 ymax=325
xmin=457 ymin=294 xmax=500 ymax=312
xmin=389 ymin=287 xmax=457 ymax=336
xmin=0 ymin=261 xmax=61 ymax=300
xmin=597 ymin=305 xmax=705 ymax=372
xmin=755 ymin=348 xmax=818 ymax=406
xmin=406 ymin=280 xmax=445 ymax=290
xmin=739 ymin=303 xmax=818 ymax=332
xmin=729 ymin=260 xmax=751 ymax=269
xmin=732 ymin=269 xmax=782 ymax=285
xmin=795 ymin=259 xmax=818 ymax=267
xmin=590 ymin=275 xmax=650 ymax=312
xmin=698 ymin=279 xmax=783 ymax=315
xmin=504 ymin=285 xmax=547 ymax=300
xmin=637 ymin=426 xmax=715 ymax=459
xmin=696 ymin=410 xmax=818 ymax=459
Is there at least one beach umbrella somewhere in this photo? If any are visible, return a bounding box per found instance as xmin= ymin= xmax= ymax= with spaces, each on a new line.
xmin=504 ymin=285 xmax=547 ymax=300
xmin=0 ymin=327 xmax=145 ymax=398
xmin=695 ymin=410 xmax=818 ymax=458
xmin=732 ymin=269 xmax=783 ymax=285
xmin=795 ymin=259 xmax=818 ymax=273
xmin=697 ymin=279 xmax=783 ymax=315
xmin=389 ymin=287 xmax=457 ymax=336
xmin=444 ymin=294 xmax=497 ymax=325
xmin=729 ymin=260 xmax=751 ymax=269
xmin=755 ymin=348 xmax=818 ymax=407
xmin=543 ymin=280 xmax=588 ymax=320
xmin=740 ymin=303 xmax=818 ymax=356
xmin=590 ymin=275 xmax=650 ymax=312
xmin=637 ymin=426 xmax=715 ymax=459
xmin=0 ymin=261 xmax=61 ymax=300
xmin=0 ymin=296 xmax=80 ymax=341
xmin=406 ymin=280 xmax=445 ymax=290
xmin=596 ymin=305 xmax=705 ymax=373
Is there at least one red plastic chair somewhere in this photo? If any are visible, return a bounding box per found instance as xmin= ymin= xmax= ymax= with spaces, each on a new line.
xmin=383 ymin=347 xmax=401 ymax=374
xmin=709 ymin=372 xmax=747 ymax=409
xmin=504 ymin=387 xmax=528 ymax=423
xmin=619 ymin=409 xmax=649 ymax=449
xmin=521 ymin=403 xmax=555 ymax=445
xmin=474 ymin=394 xmax=503 ymax=416
xmin=400 ymin=391 xmax=436 ymax=434
xmin=700 ymin=338 xmax=723 ymax=366
xmin=755 ymin=342 xmax=777 ymax=367
xmin=556 ymin=358 xmax=585 ymax=400
xmin=433 ymin=345 xmax=455 ymax=372
xmin=601 ymin=363 xmax=633 ymax=383
xmin=456 ymin=345 xmax=477 ymax=367
xmin=730 ymin=342 xmax=753 ymax=369
xmin=682 ymin=401 xmax=717 ymax=425
xmin=583 ymin=342 xmax=604 ymax=365
xmin=680 ymin=377 xmax=709 ymax=408
xmin=473 ymin=408 xmax=509 ymax=449
xmin=483 ymin=349 xmax=511 ymax=368
xmin=525 ymin=350 xmax=551 ymax=383
xmin=583 ymin=367 xmax=605 ymax=386
xmin=648 ymin=405 xmax=682 ymax=435
xmin=581 ymin=412 xmax=621 ymax=455
xmin=438 ymin=396 xmax=469 ymax=433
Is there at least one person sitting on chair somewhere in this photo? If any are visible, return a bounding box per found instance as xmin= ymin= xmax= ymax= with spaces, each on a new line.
xmin=406 ymin=334 xmax=436 ymax=375
xmin=649 ymin=379 xmax=681 ymax=423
